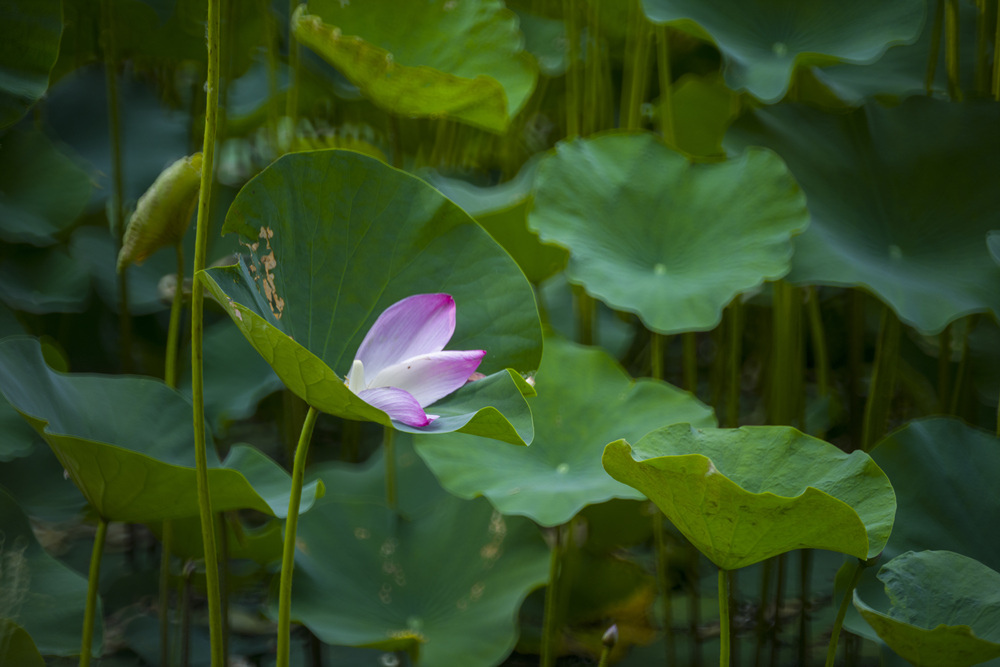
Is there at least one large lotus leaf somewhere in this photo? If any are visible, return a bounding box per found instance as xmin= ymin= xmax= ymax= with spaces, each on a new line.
xmin=282 ymin=446 xmax=550 ymax=666
xmin=0 ymin=487 xmax=99 ymax=657
xmin=663 ymin=73 xmax=742 ymax=158
xmin=415 ymin=336 xmax=716 ymax=527
xmin=641 ymin=0 xmax=925 ymax=103
xmin=0 ymin=246 xmax=89 ymax=314
xmin=0 ymin=0 xmax=62 ymax=128
xmin=811 ymin=0 xmax=978 ymax=105
xmin=528 ymin=132 xmax=808 ymax=334
xmin=0 ymin=128 xmax=92 ymax=246
xmin=854 ymin=551 xmax=1000 ymax=667
xmin=150 ymin=515 xmax=283 ymax=565
xmin=870 ymin=418 xmax=1000 ymax=569
xmin=602 ymin=424 xmax=896 ymax=570
xmin=423 ymin=158 xmax=568 ymax=284
xmin=293 ymin=0 xmax=537 ymax=132
xmin=727 ymin=98 xmax=1000 ymax=335
xmin=0 ymin=336 xmax=323 ymax=523
xmin=0 ymin=620 xmax=44 ymax=667
xmin=201 ymin=150 xmax=541 ymax=445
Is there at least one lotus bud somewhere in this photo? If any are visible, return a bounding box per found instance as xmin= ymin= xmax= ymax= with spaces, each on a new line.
xmin=116 ymin=153 xmax=203 ymax=272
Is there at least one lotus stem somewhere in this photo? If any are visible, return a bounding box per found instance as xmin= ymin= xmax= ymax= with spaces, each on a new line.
xmin=726 ymin=300 xmax=744 ymax=428
xmin=190 ymin=0 xmax=224 ymax=663
xmin=164 ymin=243 xmax=185 ymax=389
xmin=563 ymin=0 xmax=581 ymax=138
xmin=621 ymin=0 xmax=652 ymax=131
xmin=682 ymin=332 xmax=697 ymax=394
xmin=948 ymin=316 xmax=975 ymax=415
xmin=79 ymin=517 xmax=107 ymax=667
xmin=719 ymin=568 xmax=731 ymax=667
xmin=861 ymin=307 xmax=900 ymax=452
xmin=276 ymin=405 xmax=320 ymax=667
xmin=945 ymin=0 xmax=963 ymax=100
xmin=993 ymin=0 xmax=1000 ymax=100
xmin=653 ymin=514 xmax=675 ymax=666
xmin=541 ymin=526 xmax=565 ymax=667
xmin=824 ymin=559 xmax=865 ymax=667
xmin=798 ymin=550 xmax=813 ymax=666
xmin=286 ymin=0 xmax=301 ymax=128
xmin=926 ymin=0 xmax=945 ymax=94
xmin=656 ymin=25 xmax=676 ymax=144
xmin=650 ymin=331 xmax=664 ymax=380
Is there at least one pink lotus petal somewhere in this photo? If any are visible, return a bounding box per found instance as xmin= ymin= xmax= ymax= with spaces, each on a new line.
xmin=354 ymin=294 xmax=456 ymax=380
xmin=368 ymin=349 xmax=486 ymax=408
xmin=358 ymin=387 xmax=434 ymax=427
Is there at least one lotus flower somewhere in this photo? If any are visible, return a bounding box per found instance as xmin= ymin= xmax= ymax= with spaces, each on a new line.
xmin=345 ymin=293 xmax=486 ymax=427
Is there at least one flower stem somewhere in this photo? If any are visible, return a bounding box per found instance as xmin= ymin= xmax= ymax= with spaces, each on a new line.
xmin=650 ymin=331 xmax=664 ymax=380
xmin=718 ymin=568 xmax=730 ymax=667
xmin=190 ymin=0 xmax=223 ymax=663
xmin=926 ymin=0 xmax=945 ymax=94
xmin=861 ymin=307 xmax=900 ymax=452
xmin=79 ymin=517 xmax=107 ymax=667
xmin=621 ymin=0 xmax=651 ymax=131
xmin=276 ymin=405 xmax=319 ymax=667
xmin=563 ymin=0 xmax=581 ymax=138
xmin=286 ymin=0 xmax=301 ymax=128
xmin=945 ymin=0 xmax=963 ymax=100
xmin=159 ymin=520 xmax=174 ymax=667
xmin=824 ymin=560 xmax=865 ymax=667
xmin=541 ymin=526 xmax=564 ymax=667
xmin=164 ymin=243 xmax=185 ymax=389
xmin=656 ymin=25 xmax=675 ymax=144
xmin=726 ymin=300 xmax=744 ymax=428
xmin=682 ymin=332 xmax=697 ymax=394
xmin=653 ymin=514 xmax=675 ymax=665
xmin=384 ymin=426 xmax=397 ymax=510
xmin=993 ymin=0 xmax=1000 ymax=100
xmin=100 ymin=0 xmax=132 ymax=374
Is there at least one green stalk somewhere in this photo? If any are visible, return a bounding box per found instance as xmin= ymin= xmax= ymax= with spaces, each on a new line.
xmin=651 ymin=331 xmax=664 ymax=380
xmin=719 ymin=569 xmax=731 ymax=667
xmin=946 ymin=0 xmax=963 ymax=100
xmin=101 ymin=0 xmax=133 ymax=373
xmin=286 ymin=0 xmax=301 ymax=128
xmin=824 ymin=560 xmax=865 ymax=667
xmin=276 ymin=405 xmax=320 ymax=667
xmin=726 ymin=300 xmax=744 ymax=428
xmin=682 ymin=332 xmax=697 ymax=394
xmin=656 ymin=25 xmax=676 ymax=144
xmin=993 ymin=0 xmax=1000 ymax=99
xmin=653 ymin=515 xmax=675 ymax=666
xmin=690 ymin=546 xmax=703 ymax=667
xmin=218 ymin=513 xmax=230 ymax=665
xmin=583 ymin=0 xmax=602 ymax=135
xmin=927 ymin=0 xmax=945 ymax=94
xmin=262 ymin=0 xmax=281 ymax=152
xmin=768 ymin=281 xmax=802 ymax=427
xmin=563 ymin=0 xmax=581 ymax=138
xmin=798 ymin=550 xmax=813 ymax=667
xmin=938 ymin=323 xmax=952 ymax=413
xmin=975 ymin=0 xmax=991 ymax=92
xmin=754 ymin=559 xmax=773 ymax=667
xmin=181 ymin=561 xmax=193 ymax=667
xmin=541 ymin=527 xmax=564 ymax=667
xmin=190 ymin=0 xmax=224 ymax=663
xmin=79 ymin=518 xmax=108 ymax=667
xmin=805 ymin=287 xmax=829 ymax=401
xmin=159 ymin=521 xmax=174 ymax=667
xmin=861 ymin=307 xmax=901 ymax=452
xmin=384 ymin=425 xmax=397 ymax=510
xmin=164 ymin=243 xmax=185 ymax=388
xmin=621 ymin=0 xmax=651 ymax=130
xmin=949 ymin=316 xmax=975 ymax=416
xmin=769 ymin=554 xmax=787 ymax=667
xmin=574 ymin=285 xmax=596 ymax=346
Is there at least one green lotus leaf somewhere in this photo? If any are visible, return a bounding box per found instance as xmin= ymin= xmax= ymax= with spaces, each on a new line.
xmin=293 ymin=0 xmax=537 ymax=132
xmin=0 ymin=0 xmax=62 ymax=128
xmin=423 ymin=158 xmax=568 ymax=283
xmin=602 ymin=424 xmax=896 ymax=570
xmin=0 ymin=487 xmax=98 ymax=657
xmin=0 ymin=336 xmax=323 ymax=523
xmin=0 ymin=620 xmax=44 ymax=667
xmin=281 ymin=445 xmax=550 ymax=666
xmin=662 ymin=73 xmax=742 ymax=158
xmin=0 ymin=246 xmax=89 ymax=314
xmin=727 ymin=98 xmax=1000 ymax=335
xmin=415 ymin=336 xmax=715 ymax=527
xmin=641 ymin=0 xmax=925 ymax=103
xmin=150 ymin=514 xmax=283 ymax=566
xmin=201 ymin=150 xmax=541 ymax=445
xmin=528 ymin=132 xmax=808 ymax=334
xmin=854 ymin=551 xmax=1000 ymax=667
xmin=0 ymin=128 xmax=92 ymax=246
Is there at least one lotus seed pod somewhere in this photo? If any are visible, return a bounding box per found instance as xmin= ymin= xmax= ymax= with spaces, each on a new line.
xmin=116 ymin=153 xmax=203 ymax=272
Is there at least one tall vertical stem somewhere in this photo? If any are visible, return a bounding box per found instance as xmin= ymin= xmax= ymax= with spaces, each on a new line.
xmin=946 ymin=0 xmax=963 ymax=99
xmin=798 ymin=550 xmax=814 ymax=667
xmin=927 ymin=0 xmax=946 ymax=93
xmin=726 ymin=301 xmax=744 ymax=428
xmin=861 ymin=307 xmax=900 ymax=452
xmin=621 ymin=0 xmax=651 ymax=130
xmin=80 ymin=518 xmax=108 ymax=667
xmin=276 ymin=405 xmax=320 ymax=667
xmin=682 ymin=332 xmax=697 ymax=394
xmin=824 ymin=560 xmax=865 ymax=667
xmin=286 ymin=0 xmax=301 ymax=127
xmin=948 ymin=316 xmax=975 ymax=416
xmin=656 ymin=25 xmax=676 ymax=144
xmin=993 ymin=0 xmax=1000 ymax=99
xmin=164 ymin=243 xmax=185 ymax=388
xmin=653 ymin=515 xmax=675 ymax=665
xmin=541 ymin=526 xmax=565 ymax=667
xmin=564 ymin=0 xmax=581 ymax=138
xmin=768 ymin=281 xmax=802 ymax=427
xmin=190 ymin=0 xmax=223 ymax=663
xmin=719 ymin=569 xmax=731 ymax=667
xmin=101 ymin=0 xmax=132 ymax=373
